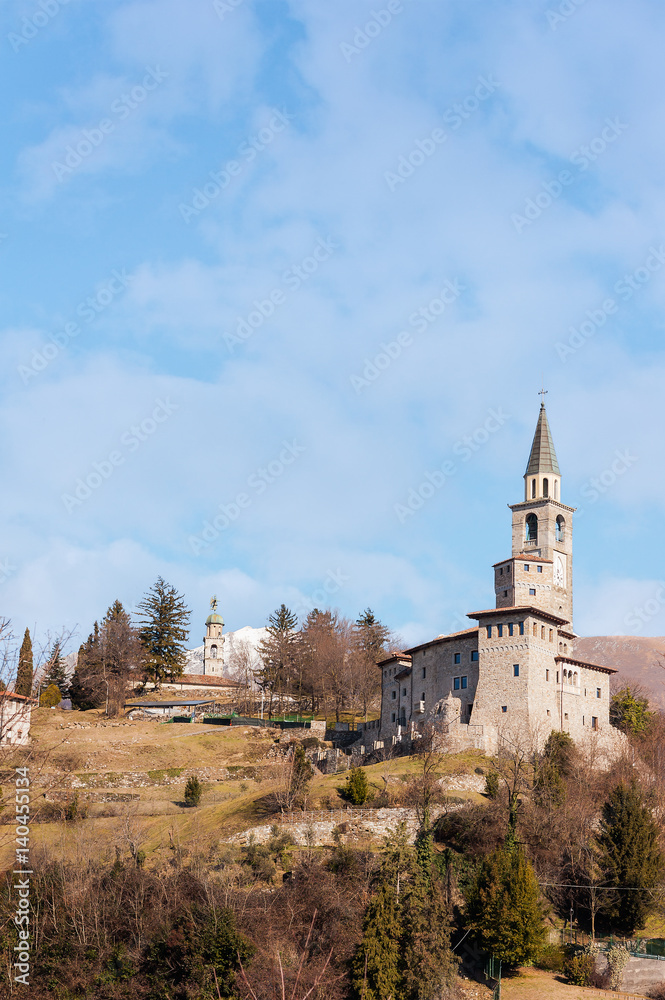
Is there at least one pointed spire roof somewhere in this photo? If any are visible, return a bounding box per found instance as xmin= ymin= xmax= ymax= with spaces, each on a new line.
xmin=525 ymin=403 xmax=560 ymax=476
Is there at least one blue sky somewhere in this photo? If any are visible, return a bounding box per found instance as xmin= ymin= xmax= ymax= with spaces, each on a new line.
xmin=2 ymin=0 xmax=665 ymax=655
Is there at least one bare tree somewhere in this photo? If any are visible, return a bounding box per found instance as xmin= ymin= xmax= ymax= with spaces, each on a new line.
xmin=227 ymin=639 xmax=260 ymax=715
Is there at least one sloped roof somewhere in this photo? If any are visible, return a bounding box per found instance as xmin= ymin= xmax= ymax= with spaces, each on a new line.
xmin=525 ymin=404 xmax=560 ymax=476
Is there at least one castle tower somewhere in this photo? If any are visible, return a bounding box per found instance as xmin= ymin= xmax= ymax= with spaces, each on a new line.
xmin=203 ymin=596 xmax=225 ymax=675
xmin=493 ymin=398 xmax=575 ymax=626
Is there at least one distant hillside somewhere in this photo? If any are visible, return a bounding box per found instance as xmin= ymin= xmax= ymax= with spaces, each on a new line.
xmin=573 ymin=635 xmax=665 ymax=710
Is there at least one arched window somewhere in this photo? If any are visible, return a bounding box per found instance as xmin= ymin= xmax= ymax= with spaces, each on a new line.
xmin=543 ymin=478 xmax=549 ymax=498
xmin=525 ymin=513 xmax=538 ymax=542
xmin=210 ymin=644 xmax=217 ymax=659
xmin=556 ymin=515 xmax=565 ymax=542
xmin=531 ymin=478 xmax=536 ymax=498
xmin=573 ymin=672 xmax=578 ymax=686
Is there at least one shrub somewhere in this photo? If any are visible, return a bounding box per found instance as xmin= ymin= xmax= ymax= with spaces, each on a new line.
xmin=344 ymin=766 xmax=369 ymax=805
xmin=184 ymin=775 xmax=202 ymax=807
xmin=536 ymin=943 xmax=565 ymax=972
xmin=563 ymin=951 xmax=595 ymax=986
xmin=484 ymin=772 xmax=499 ymax=798
xmin=39 ymin=683 xmax=62 ymax=708
xmin=607 ymin=944 xmax=630 ymax=990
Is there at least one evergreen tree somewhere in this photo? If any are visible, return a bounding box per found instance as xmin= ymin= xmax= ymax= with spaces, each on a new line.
xmin=596 ymin=782 xmax=664 ymax=934
xmin=70 ymin=622 xmax=104 ymax=710
xmin=345 ymin=766 xmax=370 ymax=805
xmin=257 ymin=604 xmax=300 ymax=716
xmin=100 ymin=600 xmax=141 ymax=714
xmin=15 ymin=628 xmax=33 ymax=697
xmin=44 ymin=640 xmax=69 ymax=697
xmin=465 ymin=841 xmax=546 ymax=967
xmin=351 ymin=883 xmax=403 ymax=1000
xmin=354 ymin=609 xmax=391 ymax=719
xmin=352 ymin=823 xmax=457 ymax=1000
xmin=137 ymin=577 xmax=191 ymax=687
xmin=610 ymin=687 xmax=653 ymax=737
xmin=534 ymin=729 xmax=575 ymax=806
xmin=402 ymin=864 xmax=457 ymax=1000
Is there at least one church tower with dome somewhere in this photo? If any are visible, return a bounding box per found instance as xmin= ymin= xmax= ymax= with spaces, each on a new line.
xmin=203 ymin=596 xmax=225 ymax=675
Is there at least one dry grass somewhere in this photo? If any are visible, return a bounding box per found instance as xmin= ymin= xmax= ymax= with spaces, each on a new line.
xmin=3 ymin=707 xmax=489 ymax=868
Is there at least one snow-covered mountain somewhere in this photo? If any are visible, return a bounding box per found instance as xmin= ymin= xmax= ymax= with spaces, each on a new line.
xmin=184 ymin=625 xmax=267 ymax=675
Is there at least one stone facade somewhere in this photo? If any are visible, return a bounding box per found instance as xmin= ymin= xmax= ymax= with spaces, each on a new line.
xmin=375 ymin=403 xmax=619 ymax=757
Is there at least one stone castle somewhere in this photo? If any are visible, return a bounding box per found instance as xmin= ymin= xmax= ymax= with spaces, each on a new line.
xmin=373 ymin=400 xmax=621 ymax=756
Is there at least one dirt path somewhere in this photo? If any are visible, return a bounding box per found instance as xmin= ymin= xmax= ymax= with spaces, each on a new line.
xmin=501 ymin=969 xmax=645 ymax=999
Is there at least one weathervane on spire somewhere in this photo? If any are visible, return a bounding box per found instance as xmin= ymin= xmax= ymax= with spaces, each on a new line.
xmin=210 ymin=595 xmax=218 ymax=613
xmin=539 ymin=383 xmax=548 ymax=406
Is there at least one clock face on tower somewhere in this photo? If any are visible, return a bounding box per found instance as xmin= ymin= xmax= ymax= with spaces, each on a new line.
xmin=554 ymin=553 xmax=566 ymax=588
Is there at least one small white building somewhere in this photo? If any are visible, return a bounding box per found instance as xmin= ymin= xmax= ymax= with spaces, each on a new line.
xmin=0 ymin=692 xmax=34 ymax=746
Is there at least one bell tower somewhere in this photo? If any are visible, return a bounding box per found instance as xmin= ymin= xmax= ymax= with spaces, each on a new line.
xmin=203 ymin=595 xmax=225 ymax=675
xmin=493 ymin=397 xmax=575 ymax=627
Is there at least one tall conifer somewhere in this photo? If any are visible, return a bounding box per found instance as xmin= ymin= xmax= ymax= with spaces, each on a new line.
xmin=15 ymin=628 xmax=33 ymax=697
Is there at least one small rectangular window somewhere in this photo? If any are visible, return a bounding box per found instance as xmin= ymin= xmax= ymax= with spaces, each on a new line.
xmin=402 ymin=688 xmax=407 ymax=696
xmin=454 ymin=653 xmax=461 ymax=664
xmin=556 ymin=672 xmax=559 ymax=683
xmin=453 ymin=677 xmax=460 ymax=691
xmin=471 ymin=650 xmax=478 ymax=662
xmin=513 ymin=664 xmax=519 ymax=677
xmin=549 ymin=629 xmax=553 ymax=642
xmin=497 ymin=624 xmax=503 ymax=637
xmin=529 ymin=588 xmax=536 ymax=596
xmin=391 ymin=690 xmax=396 ymax=699
xmin=461 ymin=676 xmax=468 ymax=689
xmin=547 ymin=709 xmax=551 ymax=716
xmin=592 ymin=716 xmax=598 ymax=730
xmin=503 ymin=590 xmax=508 ymax=598
xmin=532 ymin=623 xmax=537 ymax=637
xmin=537 ymin=566 xmax=543 ymax=573
xmin=596 ymin=688 xmax=601 ymax=699
xmin=499 ymin=567 xmax=503 ymax=575
xmin=502 ymin=705 xmax=507 ymax=713
xmin=564 ymin=712 xmax=568 ymax=721
xmin=518 ymin=621 xmax=524 ymax=635
xmin=391 ymin=712 xmax=396 ymax=722
xmin=422 ymin=667 xmax=426 ymax=679
xmin=546 ymin=669 xmax=549 ymax=681
xmin=524 ymin=564 xmax=530 ymax=572
xmin=486 ymin=625 xmax=492 ymax=638
xmin=506 ymin=565 xmax=510 ymax=575
xmin=508 ymin=623 xmax=514 ymax=636
xmin=421 ymin=693 xmax=425 ymax=701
